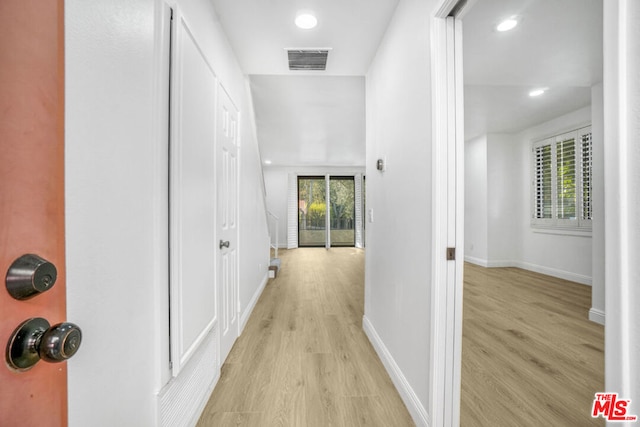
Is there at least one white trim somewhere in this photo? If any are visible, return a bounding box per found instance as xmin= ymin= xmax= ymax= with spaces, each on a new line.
xmin=589 ymin=308 xmax=606 ymax=325
xmin=325 ymin=174 xmax=330 ymax=248
xmin=363 ymin=316 xmax=430 ymax=427
xmin=430 ymin=9 xmax=464 ymax=427
xmin=463 ymin=257 xmax=593 ymax=286
xmin=531 ymin=227 xmax=592 ymax=237
xmin=354 ymin=173 xmax=363 ymax=248
xmin=516 ymin=261 xmax=592 ymax=286
xmin=240 ymin=272 xmax=269 ymax=333
xmin=286 ymin=173 xmax=298 ymax=249
xmin=463 ymin=256 xmax=487 ymax=267
xmin=603 ymin=0 xmax=639 ymax=403
xmin=429 ymin=11 xmax=454 ymax=427
xmin=152 ymin=0 xmax=173 ymax=396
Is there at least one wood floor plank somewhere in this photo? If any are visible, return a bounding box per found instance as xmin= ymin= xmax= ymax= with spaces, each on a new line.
xmin=461 ymin=263 xmax=604 ymax=427
xmin=198 ymin=248 xmax=414 ymax=426
xmin=199 ymin=252 xmax=602 ymax=426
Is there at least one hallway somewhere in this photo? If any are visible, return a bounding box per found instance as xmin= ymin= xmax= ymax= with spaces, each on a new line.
xmin=197 ymin=248 xmax=414 ymax=426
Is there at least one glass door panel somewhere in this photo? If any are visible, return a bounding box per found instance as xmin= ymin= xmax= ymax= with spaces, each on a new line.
xmin=330 ymin=177 xmax=355 ymax=247
xmin=298 ymin=176 xmax=326 ymax=247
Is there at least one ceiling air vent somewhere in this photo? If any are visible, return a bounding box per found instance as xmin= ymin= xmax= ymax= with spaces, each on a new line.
xmin=287 ymin=49 xmax=330 ymax=71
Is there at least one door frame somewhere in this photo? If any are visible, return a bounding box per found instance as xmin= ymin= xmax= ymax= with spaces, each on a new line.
xmin=430 ymin=1 xmax=466 ymax=425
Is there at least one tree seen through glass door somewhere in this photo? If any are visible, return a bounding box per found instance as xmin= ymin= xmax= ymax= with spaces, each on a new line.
xmin=330 ymin=177 xmax=355 ymax=247
xmin=298 ymin=176 xmax=326 ymax=246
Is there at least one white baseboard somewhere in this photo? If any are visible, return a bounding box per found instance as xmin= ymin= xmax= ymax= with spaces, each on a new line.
xmin=362 ymin=316 xmax=430 ymax=427
xmin=463 ymin=255 xmax=488 ymax=267
xmin=240 ymin=272 xmax=269 ymax=333
xmin=589 ymin=308 xmax=606 ymax=325
xmin=463 ymin=256 xmax=592 ymax=286
xmin=515 ymin=261 xmax=592 ymax=286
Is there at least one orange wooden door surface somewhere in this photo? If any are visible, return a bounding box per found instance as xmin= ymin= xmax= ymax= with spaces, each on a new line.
xmin=0 ymin=1 xmax=67 ymax=426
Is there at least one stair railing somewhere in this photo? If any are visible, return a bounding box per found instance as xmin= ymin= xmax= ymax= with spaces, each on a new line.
xmin=267 ymin=211 xmax=279 ymax=259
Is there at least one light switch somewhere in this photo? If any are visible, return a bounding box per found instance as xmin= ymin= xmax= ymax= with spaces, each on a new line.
xmin=368 ymin=209 xmax=374 ymax=223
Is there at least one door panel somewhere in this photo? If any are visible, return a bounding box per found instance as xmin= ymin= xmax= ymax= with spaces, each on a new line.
xmin=329 ymin=177 xmax=356 ymax=247
xmin=0 ymin=1 xmax=67 ymax=425
xmin=298 ymin=176 xmax=327 ymax=247
xmin=169 ymin=18 xmax=217 ymax=373
xmin=217 ymin=87 xmax=239 ymax=363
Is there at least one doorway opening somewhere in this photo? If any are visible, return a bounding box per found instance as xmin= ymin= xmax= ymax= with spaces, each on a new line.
xmin=452 ymin=0 xmax=605 ymax=425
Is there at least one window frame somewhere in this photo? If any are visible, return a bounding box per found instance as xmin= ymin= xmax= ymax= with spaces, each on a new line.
xmin=531 ymin=125 xmax=592 ymax=231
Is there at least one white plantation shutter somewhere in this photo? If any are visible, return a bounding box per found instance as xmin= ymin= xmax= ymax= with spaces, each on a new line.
xmin=534 ymin=143 xmax=553 ymax=220
xmin=580 ymin=128 xmax=593 ymax=221
xmin=555 ymin=133 xmax=577 ymax=221
xmin=531 ymin=126 xmax=592 ymax=229
xmin=287 ymin=173 xmax=298 ymax=249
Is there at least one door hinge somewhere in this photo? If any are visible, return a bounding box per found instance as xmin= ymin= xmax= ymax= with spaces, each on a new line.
xmin=446 ymin=247 xmax=456 ymax=261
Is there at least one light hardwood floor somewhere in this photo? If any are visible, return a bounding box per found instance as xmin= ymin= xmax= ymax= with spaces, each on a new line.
xmin=197 ymin=250 xmax=604 ymax=426
xmin=461 ymin=263 xmax=605 ymax=426
xmin=197 ymin=248 xmax=415 ymax=427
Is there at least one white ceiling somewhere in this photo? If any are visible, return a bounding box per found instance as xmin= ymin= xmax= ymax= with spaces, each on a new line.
xmin=211 ymin=0 xmax=398 ymax=167
xmin=211 ymin=0 xmax=399 ymax=76
xmin=463 ymin=0 xmax=603 ymax=140
xmin=211 ymin=0 xmax=603 ymax=165
xmin=250 ymin=75 xmax=365 ymax=166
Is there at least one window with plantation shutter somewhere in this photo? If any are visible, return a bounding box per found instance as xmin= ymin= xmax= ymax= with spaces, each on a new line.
xmin=531 ymin=126 xmax=592 ymax=230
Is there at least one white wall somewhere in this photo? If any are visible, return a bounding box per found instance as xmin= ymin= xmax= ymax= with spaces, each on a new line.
xmin=487 ymin=134 xmax=521 ymax=264
xmin=364 ymin=0 xmax=436 ymax=424
xmin=263 ymin=166 xmax=365 ymax=248
xmin=465 ymin=106 xmax=595 ymax=286
xmin=66 ymin=2 xmax=159 ymax=424
xmin=465 ymin=132 xmax=523 ymax=268
xmin=464 ymin=135 xmax=488 ymax=263
xmin=65 ymin=0 xmax=269 ymax=425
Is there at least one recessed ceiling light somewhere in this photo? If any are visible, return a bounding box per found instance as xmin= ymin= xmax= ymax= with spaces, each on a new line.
xmin=529 ymin=88 xmax=546 ymax=97
xmin=295 ymin=12 xmax=317 ymax=30
xmin=496 ymin=18 xmax=518 ymax=32
xmin=264 ymin=160 xmax=272 ymax=165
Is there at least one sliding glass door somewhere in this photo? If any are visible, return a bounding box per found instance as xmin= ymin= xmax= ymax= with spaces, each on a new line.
xmin=298 ymin=175 xmax=357 ymax=247
xmin=330 ymin=176 xmax=355 ymax=247
xmin=298 ymin=176 xmax=326 ymax=247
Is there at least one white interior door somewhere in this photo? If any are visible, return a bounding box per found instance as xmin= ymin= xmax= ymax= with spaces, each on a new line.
xmin=217 ymin=86 xmax=239 ymax=364
xmin=169 ymin=16 xmax=218 ymax=374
